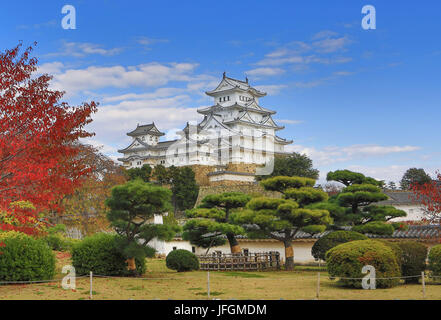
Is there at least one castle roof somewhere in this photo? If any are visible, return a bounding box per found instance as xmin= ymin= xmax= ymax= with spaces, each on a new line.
xmin=127 ymin=123 xmax=165 ymax=137
xmin=205 ymin=73 xmax=266 ymax=98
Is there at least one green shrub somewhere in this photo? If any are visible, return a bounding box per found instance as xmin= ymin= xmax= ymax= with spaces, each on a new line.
xmin=0 ymin=233 xmax=55 ymax=281
xmin=326 ymin=239 xmax=401 ymax=288
xmin=377 ymin=240 xmax=403 ymax=269
xmin=71 ymin=233 xmax=150 ymax=276
xmin=396 ymin=241 xmax=427 ymax=283
xmin=311 ymin=231 xmax=368 ymax=261
xmin=42 ymin=224 xmax=74 ymax=251
xmin=166 ymin=249 xmax=199 ymax=272
xmin=428 ymin=244 xmax=441 ymax=280
xmin=44 ymin=234 xmax=69 ymax=251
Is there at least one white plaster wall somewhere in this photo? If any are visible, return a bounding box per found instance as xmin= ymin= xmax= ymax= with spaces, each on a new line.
xmin=155 ymin=239 xmax=317 ymax=265
xmin=389 ymin=204 xmax=426 ymax=221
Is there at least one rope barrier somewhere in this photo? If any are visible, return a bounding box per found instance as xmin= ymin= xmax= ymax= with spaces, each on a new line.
xmin=0 ymin=275 xmax=88 ymax=285
xmin=0 ymin=272 xmax=439 ymax=285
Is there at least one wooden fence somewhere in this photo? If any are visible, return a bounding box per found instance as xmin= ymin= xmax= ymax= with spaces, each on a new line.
xmin=198 ymin=251 xmax=280 ymax=271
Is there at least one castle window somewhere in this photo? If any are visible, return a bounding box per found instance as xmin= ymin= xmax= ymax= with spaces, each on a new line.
xmin=227 ymin=96 xmax=230 ymax=101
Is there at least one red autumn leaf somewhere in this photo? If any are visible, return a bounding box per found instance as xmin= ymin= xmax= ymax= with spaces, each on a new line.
xmin=0 ymin=43 xmax=97 ymax=235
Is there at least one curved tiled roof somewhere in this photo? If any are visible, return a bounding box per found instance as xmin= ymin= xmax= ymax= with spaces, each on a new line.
xmin=127 ymin=123 xmax=165 ymax=137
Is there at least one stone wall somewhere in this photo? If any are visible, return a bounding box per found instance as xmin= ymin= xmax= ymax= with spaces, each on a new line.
xmin=188 ymin=165 xmax=217 ymax=186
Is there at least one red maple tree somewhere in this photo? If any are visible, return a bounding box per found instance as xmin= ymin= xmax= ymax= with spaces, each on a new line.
xmin=0 ymin=43 xmax=97 ymax=234
xmin=411 ymin=172 xmax=441 ymax=223
xmin=411 ymin=171 xmax=441 ymax=242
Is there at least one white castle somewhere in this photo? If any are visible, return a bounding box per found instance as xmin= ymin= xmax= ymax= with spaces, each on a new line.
xmin=118 ymin=73 xmax=293 ymax=185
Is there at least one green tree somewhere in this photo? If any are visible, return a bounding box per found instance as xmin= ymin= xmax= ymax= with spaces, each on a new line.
xmin=387 ymin=181 xmax=397 ymax=190
xmin=400 ymin=168 xmax=432 ymax=190
xmin=126 ymin=164 xmax=152 ymax=182
xmin=257 ymin=152 xmax=319 ymax=180
xmin=327 ymin=169 xmax=384 ymax=187
xmin=324 ymin=170 xmax=407 ymax=235
xmin=231 ymin=176 xmax=332 ymax=270
xmin=184 ymin=192 xmax=251 ymax=253
xmin=172 ymin=167 xmax=199 ymax=213
xmin=152 ymin=164 xmax=169 ymax=185
xmin=105 ymin=180 xmax=179 ymax=275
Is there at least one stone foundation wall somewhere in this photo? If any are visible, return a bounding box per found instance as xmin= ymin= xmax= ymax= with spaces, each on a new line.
xmin=187 ymin=165 xmax=217 ymax=186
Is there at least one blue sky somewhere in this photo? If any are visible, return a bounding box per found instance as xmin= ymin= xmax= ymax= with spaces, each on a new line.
xmin=2 ymin=0 xmax=440 ymax=184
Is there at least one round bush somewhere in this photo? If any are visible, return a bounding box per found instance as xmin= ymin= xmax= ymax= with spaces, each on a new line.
xmin=428 ymin=244 xmax=441 ymax=280
xmin=396 ymin=241 xmax=427 ymax=283
xmin=166 ymin=249 xmax=199 ymax=272
xmin=311 ymin=231 xmax=368 ymax=261
xmin=377 ymin=240 xmax=403 ymax=269
xmin=71 ymin=233 xmax=147 ymax=276
xmin=326 ymin=239 xmax=401 ymax=288
xmin=0 ymin=232 xmax=56 ymax=281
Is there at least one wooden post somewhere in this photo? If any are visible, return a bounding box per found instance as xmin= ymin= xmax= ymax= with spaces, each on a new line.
xmin=316 ymin=272 xmax=320 ymax=300
xmin=422 ymin=271 xmax=426 ymax=299
xmin=207 ymin=271 xmax=210 ymax=299
xmin=89 ymin=271 xmax=93 ymax=300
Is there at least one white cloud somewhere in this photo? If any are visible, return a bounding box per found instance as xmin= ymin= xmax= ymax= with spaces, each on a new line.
xmin=37 ymin=62 xmax=65 ymax=75
xmin=341 ymin=145 xmax=420 ymax=157
xmin=136 ymin=37 xmax=169 ymax=46
xmin=47 ymin=42 xmax=123 ymax=57
xmin=47 ymin=62 xmax=203 ymax=96
xmin=276 ymin=119 xmax=303 ymax=125
xmin=346 ymin=165 xmax=410 ymax=183
xmin=286 ymin=144 xmax=421 ymax=167
xmin=254 ymin=84 xmax=287 ymax=95
xmin=245 ymin=67 xmax=285 ymax=77
xmin=312 ymin=36 xmax=350 ymax=53
xmin=254 ymin=30 xmax=352 ymax=68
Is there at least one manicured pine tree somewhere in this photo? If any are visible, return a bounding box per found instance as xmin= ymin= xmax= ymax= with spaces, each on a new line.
xmin=232 ymin=176 xmax=332 ymax=270
xmin=105 ymin=179 xmax=179 ymax=275
xmin=326 ymin=170 xmax=406 ymax=235
xmin=184 ymin=192 xmax=251 ymax=253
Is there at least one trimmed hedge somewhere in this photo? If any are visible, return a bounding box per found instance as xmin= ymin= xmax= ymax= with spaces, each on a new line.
xmin=428 ymin=244 xmax=441 ymax=280
xmin=396 ymin=241 xmax=427 ymax=283
xmin=71 ymin=233 xmax=147 ymax=276
xmin=326 ymin=239 xmax=401 ymax=288
xmin=311 ymin=231 xmax=368 ymax=261
xmin=166 ymin=249 xmax=199 ymax=272
xmin=377 ymin=240 xmax=403 ymax=270
xmin=0 ymin=232 xmax=56 ymax=281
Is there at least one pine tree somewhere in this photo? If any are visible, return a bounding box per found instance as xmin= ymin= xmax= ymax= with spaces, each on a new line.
xmin=105 ymin=180 xmax=179 ymax=275
xmin=232 ymin=176 xmax=332 ymax=270
xmin=184 ymin=192 xmax=251 ymax=253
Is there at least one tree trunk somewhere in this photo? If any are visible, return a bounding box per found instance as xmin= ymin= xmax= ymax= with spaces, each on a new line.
xmin=126 ymin=257 xmax=137 ymax=275
xmin=284 ymin=241 xmax=294 ymax=271
xmin=226 ymin=233 xmax=241 ymax=254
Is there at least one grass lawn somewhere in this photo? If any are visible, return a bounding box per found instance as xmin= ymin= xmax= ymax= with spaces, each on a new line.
xmin=0 ymin=252 xmax=439 ymax=300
